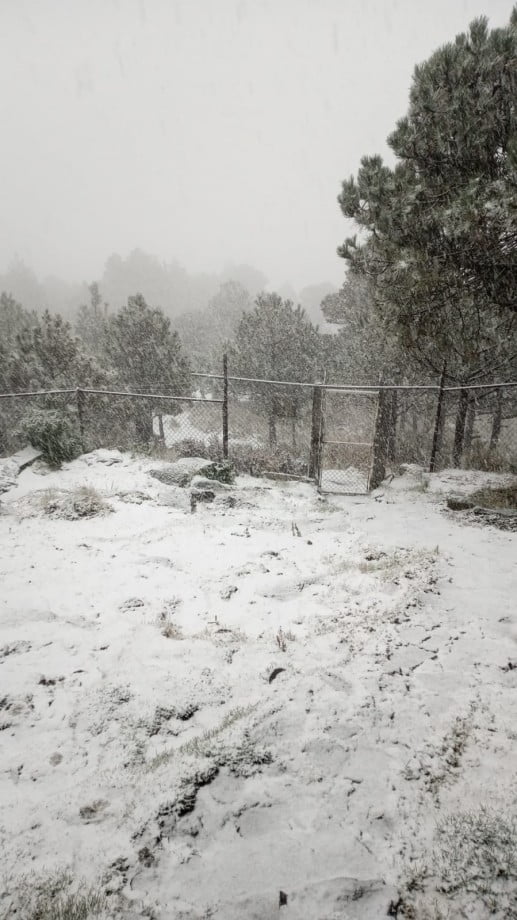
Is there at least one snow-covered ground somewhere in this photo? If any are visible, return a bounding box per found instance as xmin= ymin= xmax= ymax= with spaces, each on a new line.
xmin=1 ymin=452 xmax=516 ymax=918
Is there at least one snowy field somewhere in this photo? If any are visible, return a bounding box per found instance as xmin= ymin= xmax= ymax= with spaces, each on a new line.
xmin=1 ymin=452 xmax=517 ymax=918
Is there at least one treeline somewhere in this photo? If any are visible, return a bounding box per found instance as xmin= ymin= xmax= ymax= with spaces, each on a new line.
xmin=1 ymin=9 xmax=516 ymax=461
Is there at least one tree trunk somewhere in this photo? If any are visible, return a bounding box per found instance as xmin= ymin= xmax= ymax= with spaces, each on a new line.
xmin=268 ymin=412 xmax=277 ymax=450
xmin=309 ymin=386 xmax=324 ymax=481
xmin=370 ymin=389 xmax=391 ymax=489
xmin=387 ymin=390 xmax=398 ymax=461
xmin=157 ymin=413 xmax=165 ymax=443
xmin=291 ymin=416 xmax=297 ymax=451
xmin=489 ymin=389 xmax=503 ymax=451
xmin=452 ymin=389 xmax=469 ymax=467
xmin=463 ymin=398 xmax=476 ymax=453
xmin=135 ymin=402 xmax=154 ymax=444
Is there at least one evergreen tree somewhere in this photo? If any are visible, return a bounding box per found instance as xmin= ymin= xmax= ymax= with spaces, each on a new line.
xmin=321 ymin=275 xmax=417 ymax=384
xmin=231 ymin=293 xmax=321 ymax=448
xmin=75 ymin=282 xmax=109 ymax=357
xmin=0 ymin=306 xmax=109 ymax=455
xmin=104 ymin=294 xmax=191 ymax=441
xmin=3 ymin=310 xmax=107 ymax=393
xmin=338 ymin=9 xmax=517 ymax=381
xmin=0 ymin=292 xmax=36 ymax=350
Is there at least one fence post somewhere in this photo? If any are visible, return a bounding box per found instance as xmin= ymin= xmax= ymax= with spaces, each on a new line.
xmin=76 ymin=387 xmax=85 ymax=441
xmin=489 ymin=388 xmax=503 ymax=451
xmin=157 ymin=413 xmax=165 ymax=443
xmin=453 ymin=386 xmax=469 ymax=467
xmin=429 ymin=362 xmax=447 ymax=472
xmin=222 ymin=353 xmax=229 ymax=460
xmin=309 ymin=385 xmax=323 ymax=481
xmin=370 ymin=385 xmax=391 ymax=490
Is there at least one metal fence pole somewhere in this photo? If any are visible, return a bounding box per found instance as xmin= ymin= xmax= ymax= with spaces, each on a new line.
xmin=453 ymin=386 xmax=469 ymax=467
xmin=309 ymin=385 xmax=323 ymax=481
xmin=429 ymin=363 xmax=446 ymax=472
xmin=222 ymin=353 xmax=229 ymax=460
xmin=76 ymin=388 xmax=85 ymax=441
xmin=489 ymin=388 xmax=503 ymax=451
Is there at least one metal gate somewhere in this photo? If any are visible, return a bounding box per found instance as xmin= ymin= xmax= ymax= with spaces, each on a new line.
xmin=318 ymin=388 xmax=378 ymax=494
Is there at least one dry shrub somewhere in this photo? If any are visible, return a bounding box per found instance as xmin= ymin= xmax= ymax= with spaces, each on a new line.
xmin=463 ymin=441 xmax=517 ymax=474
xmin=38 ymin=486 xmax=112 ymax=520
xmin=469 ymin=484 xmax=517 ymax=510
xmin=158 ymin=609 xmax=184 ymax=639
xmin=229 ymin=442 xmax=307 ymax=476
xmin=170 ymin=436 xmax=222 ymax=461
xmin=0 ymin=870 xmax=107 ymax=920
xmin=399 ymin=806 xmax=517 ymax=918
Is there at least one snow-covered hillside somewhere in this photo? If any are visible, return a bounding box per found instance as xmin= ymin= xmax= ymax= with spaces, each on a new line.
xmin=1 ymin=452 xmax=516 ymax=918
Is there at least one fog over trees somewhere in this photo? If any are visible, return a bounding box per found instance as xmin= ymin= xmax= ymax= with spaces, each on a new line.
xmin=0 ymin=6 xmax=515 ymax=467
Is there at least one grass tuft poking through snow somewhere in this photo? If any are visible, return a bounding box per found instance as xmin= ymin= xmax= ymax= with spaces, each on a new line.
xmin=148 ymin=705 xmax=257 ymax=769
xmin=399 ymin=806 xmax=517 ymax=918
xmin=35 ymin=486 xmax=113 ymax=521
xmin=0 ymin=870 xmax=107 ymax=920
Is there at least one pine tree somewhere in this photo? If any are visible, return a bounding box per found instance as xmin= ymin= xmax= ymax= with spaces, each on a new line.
xmin=321 ymin=274 xmax=416 ymax=384
xmin=338 ymin=9 xmax=517 ymax=382
xmin=104 ymin=294 xmax=191 ymax=441
xmin=231 ymin=293 xmax=321 ymax=448
xmin=75 ymin=282 xmax=109 ymax=357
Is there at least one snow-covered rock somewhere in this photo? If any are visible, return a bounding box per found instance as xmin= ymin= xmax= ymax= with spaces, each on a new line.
xmin=150 ymin=456 xmax=214 ymax=487
xmin=191 ymin=474 xmax=230 ymax=491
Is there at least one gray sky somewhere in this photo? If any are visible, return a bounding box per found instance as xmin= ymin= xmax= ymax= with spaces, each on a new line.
xmin=0 ymin=0 xmax=512 ymax=290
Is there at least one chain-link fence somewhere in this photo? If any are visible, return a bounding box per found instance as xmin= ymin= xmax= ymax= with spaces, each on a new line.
xmin=225 ymin=375 xmax=313 ymax=476
xmin=0 ymin=388 xmax=224 ymax=462
xmin=1 ymin=375 xmax=516 ymax=490
xmin=434 ymin=385 xmax=517 ymax=474
xmin=312 ymin=382 xmax=517 ymax=493
xmin=0 ymin=389 xmax=78 ymax=458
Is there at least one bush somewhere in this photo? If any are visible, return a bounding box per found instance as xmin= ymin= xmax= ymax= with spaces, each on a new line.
xmin=20 ymin=408 xmax=82 ymax=467
xmin=229 ymin=442 xmax=308 ymax=477
xmin=169 ymin=436 xmax=223 ymax=462
xmin=202 ymin=461 xmax=235 ymax=484
xmin=463 ymin=441 xmax=517 ymax=474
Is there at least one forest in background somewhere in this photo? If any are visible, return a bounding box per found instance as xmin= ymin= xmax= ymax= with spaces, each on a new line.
xmin=1 ymin=9 xmax=516 ymax=469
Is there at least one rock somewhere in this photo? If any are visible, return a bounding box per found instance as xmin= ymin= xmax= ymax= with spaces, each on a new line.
xmin=116 ymin=490 xmax=152 ymax=504
xmin=190 ymin=489 xmax=216 ymax=511
xmin=119 ymin=597 xmax=145 ymax=611
xmin=150 ymin=457 xmax=214 ymax=487
xmin=80 ymin=449 xmax=123 ymax=466
xmin=0 ymin=447 xmax=43 ymax=495
xmin=0 ymin=460 xmax=17 ymax=495
xmin=220 ymin=585 xmax=238 ymax=600
xmin=191 ymin=475 xmax=230 ymax=491
xmin=447 ymin=496 xmax=475 ymax=511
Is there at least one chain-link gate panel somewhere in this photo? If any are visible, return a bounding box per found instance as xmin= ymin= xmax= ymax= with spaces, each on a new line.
xmin=319 ymin=388 xmax=377 ymax=494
